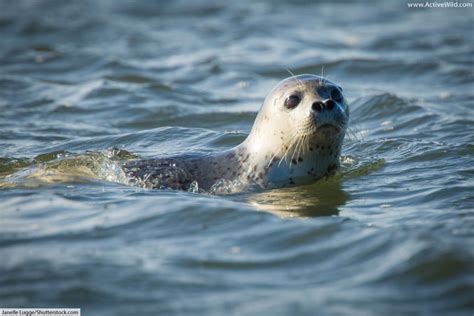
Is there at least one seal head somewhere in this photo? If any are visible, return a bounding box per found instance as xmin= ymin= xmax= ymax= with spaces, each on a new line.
xmin=238 ymin=74 xmax=349 ymax=188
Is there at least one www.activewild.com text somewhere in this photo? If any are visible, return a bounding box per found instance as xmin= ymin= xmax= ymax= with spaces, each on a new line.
xmin=407 ymin=1 xmax=473 ymax=7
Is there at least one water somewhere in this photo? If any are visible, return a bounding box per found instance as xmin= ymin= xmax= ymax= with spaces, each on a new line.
xmin=1 ymin=0 xmax=473 ymax=315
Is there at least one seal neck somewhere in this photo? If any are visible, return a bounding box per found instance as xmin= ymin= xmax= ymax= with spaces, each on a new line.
xmin=234 ymin=132 xmax=344 ymax=188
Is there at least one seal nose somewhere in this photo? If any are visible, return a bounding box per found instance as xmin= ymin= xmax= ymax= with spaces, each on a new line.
xmin=325 ymin=99 xmax=336 ymax=111
xmin=311 ymin=101 xmax=324 ymax=112
xmin=312 ymin=100 xmax=336 ymax=112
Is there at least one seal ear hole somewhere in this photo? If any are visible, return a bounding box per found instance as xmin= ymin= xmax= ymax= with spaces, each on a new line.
xmin=284 ymin=94 xmax=301 ymax=110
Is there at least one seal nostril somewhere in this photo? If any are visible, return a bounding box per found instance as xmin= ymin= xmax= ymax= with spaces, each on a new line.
xmin=325 ymin=99 xmax=336 ymax=110
xmin=312 ymin=101 xmax=324 ymax=112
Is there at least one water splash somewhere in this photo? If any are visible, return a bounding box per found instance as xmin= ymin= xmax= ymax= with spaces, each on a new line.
xmin=0 ymin=148 xmax=138 ymax=189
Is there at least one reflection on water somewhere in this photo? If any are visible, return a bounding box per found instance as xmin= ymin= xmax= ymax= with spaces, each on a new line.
xmin=244 ymin=179 xmax=348 ymax=218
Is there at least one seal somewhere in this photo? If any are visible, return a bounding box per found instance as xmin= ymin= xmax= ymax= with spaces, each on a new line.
xmin=123 ymin=74 xmax=349 ymax=193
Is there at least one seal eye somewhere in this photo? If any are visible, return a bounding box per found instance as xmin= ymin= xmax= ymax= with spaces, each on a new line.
xmin=284 ymin=95 xmax=301 ymax=110
xmin=330 ymin=88 xmax=343 ymax=103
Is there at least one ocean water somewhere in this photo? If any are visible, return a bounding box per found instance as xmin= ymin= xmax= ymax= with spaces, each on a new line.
xmin=1 ymin=0 xmax=473 ymax=315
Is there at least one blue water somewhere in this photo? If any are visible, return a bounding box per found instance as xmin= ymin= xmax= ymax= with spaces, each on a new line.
xmin=1 ymin=1 xmax=474 ymax=315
